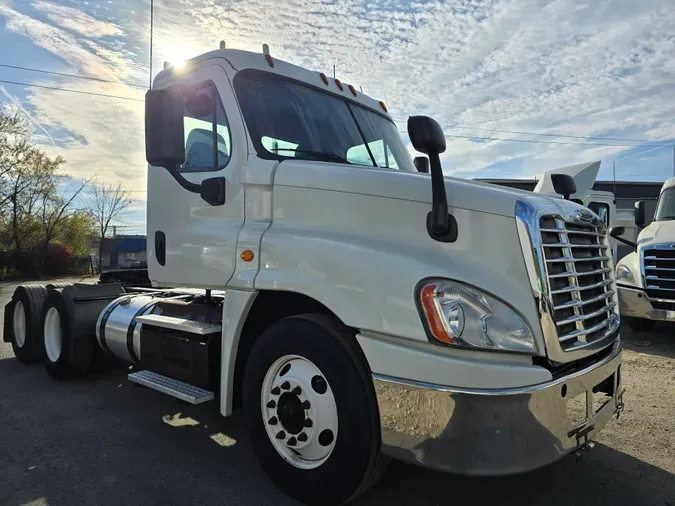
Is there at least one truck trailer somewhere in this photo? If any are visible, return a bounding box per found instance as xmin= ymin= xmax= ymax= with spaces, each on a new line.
xmin=4 ymin=44 xmax=624 ymax=505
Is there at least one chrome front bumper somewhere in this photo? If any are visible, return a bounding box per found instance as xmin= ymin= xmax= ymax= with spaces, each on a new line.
xmin=373 ymin=342 xmax=623 ymax=476
xmin=618 ymin=284 xmax=675 ymax=321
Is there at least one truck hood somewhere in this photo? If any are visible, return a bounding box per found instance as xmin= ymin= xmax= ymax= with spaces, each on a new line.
xmin=273 ymin=161 xmax=540 ymax=218
xmin=638 ymin=220 xmax=675 ymax=250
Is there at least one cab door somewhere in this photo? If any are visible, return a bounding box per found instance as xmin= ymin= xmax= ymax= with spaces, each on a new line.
xmin=147 ymin=63 xmax=246 ymax=288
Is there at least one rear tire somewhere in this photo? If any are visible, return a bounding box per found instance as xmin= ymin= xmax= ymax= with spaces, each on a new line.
xmin=8 ymin=285 xmax=48 ymax=363
xmin=627 ymin=317 xmax=656 ymax=332
xmin=40 ymin=290 xmax=95 ymax=380
xmin=243 ymin=314 xmax=387 ymax=505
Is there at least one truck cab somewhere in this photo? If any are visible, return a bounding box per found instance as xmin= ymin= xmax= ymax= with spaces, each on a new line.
xmin=615 ymin=177 xmax=675 ymax=330
xmin=5 ymin=45 xmax=624 ymax=505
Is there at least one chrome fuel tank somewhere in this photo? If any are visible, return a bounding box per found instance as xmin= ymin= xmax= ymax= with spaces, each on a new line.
xmin=96 ymin=293 xmax=160 ymax=364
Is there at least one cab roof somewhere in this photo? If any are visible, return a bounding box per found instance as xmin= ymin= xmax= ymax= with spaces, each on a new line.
xmin=661 ymin=177 xmax=675 ymax=193
xmin=154 ymin=47 xmax=392 ymax=119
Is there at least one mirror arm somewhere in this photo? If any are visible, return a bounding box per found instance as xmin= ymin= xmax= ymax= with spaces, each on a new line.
xmin=613 ymin=235 xmax=637 ymax=249
xmin=165 ymin=164 xmax=226 ymax=206
xmin=427 ymin=151 xmax=458 ymax=242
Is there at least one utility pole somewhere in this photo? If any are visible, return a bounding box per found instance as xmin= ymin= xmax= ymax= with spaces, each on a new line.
xmin=149 ymin=0 xmax=154 ymax=89
xmin=613 ymin=161 xmax=616 ymax=197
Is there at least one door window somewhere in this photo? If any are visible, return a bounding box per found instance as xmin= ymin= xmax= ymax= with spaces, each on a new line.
xmin=182 ymin=81 xmax=231 ymax=171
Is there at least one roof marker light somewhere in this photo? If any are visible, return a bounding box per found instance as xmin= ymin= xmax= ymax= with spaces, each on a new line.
xmin=262 ymin=44 xmax=274 ymax=67
xmin=348 ymin=84 xmax=357 ymax=96
xmin=335 ymin=79 xmax=344 ymax=91
xmin=379 ymin=101 xmax=388 ymax=112
xmin=219 ymin=40 xmax=226 ymax=49
xmin=320 ymin=73 xmax=329 ymax=85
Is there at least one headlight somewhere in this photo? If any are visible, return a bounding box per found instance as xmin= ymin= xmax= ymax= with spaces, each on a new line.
xmin=615 ymin=264 xmax=634 ymax=283
xmin=417 ymin=279 xmax=538 ymax=354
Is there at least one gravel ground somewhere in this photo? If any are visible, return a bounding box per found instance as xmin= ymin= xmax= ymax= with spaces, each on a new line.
xmin=0 ymin=279 xmax=673 ymax=506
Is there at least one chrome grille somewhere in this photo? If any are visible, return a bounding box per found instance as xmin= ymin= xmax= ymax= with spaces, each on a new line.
xmin=539 ymin=216 xmax=616 ymax=349
xmin=643 ymin=246 xmax=675 ymax=306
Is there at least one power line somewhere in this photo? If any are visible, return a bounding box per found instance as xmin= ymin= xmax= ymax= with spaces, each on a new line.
xmin=443 ymin=124 xmax=667 ymax=144
xmin=0 ymin=63 xmax=147 ymax=89
xmin=398 ymin=130 xmax=653 ymax=147
xmin=0 ymin=79 xmax=144 ymax=102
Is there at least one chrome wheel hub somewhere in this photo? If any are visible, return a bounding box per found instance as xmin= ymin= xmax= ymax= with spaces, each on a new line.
xmin=261 ymin=355 xmax=338 ymax=470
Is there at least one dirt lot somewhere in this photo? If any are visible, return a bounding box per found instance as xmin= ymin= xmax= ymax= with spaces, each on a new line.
xmin=0 ymin=279 xmax=673 ymax=506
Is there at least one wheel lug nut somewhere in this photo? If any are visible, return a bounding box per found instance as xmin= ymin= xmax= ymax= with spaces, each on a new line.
xmin=302 ymin=400 xmax=311 ymax=409
xmin=304 ymin=418 xmax=313 ymax=428
xmin=298 ymin=432 xmax=308 ymax=442
xmin=292 ymin=386 xmax=302 ymax=395
xmin=281 ymin=381 xmax=290 ymax=390
xmin=266 ymin=400 xmax=276 ymax=409
xmin=276 ymin=430 xmax=286 ymax=439
xmin=271 ymin=387 xmax=280 ymax=395
xmin=287 ymin=437 xmax=297 ymax=447
xmin=268 ymin=416 xmax=278 ymax=426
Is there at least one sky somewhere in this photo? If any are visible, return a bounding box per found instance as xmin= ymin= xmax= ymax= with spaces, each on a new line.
xmin=1 ymin=0 xmax=675 ymax=233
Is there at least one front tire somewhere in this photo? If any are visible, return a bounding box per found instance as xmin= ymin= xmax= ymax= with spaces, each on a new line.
xmin=243 ymin=314 xmax=387 ymax=505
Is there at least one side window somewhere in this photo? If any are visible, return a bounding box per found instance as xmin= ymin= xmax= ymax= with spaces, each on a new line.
xmin=588 ymin=202 xmax=610 ymax=227
xmin=347 ymin=140 xmax=400 ymax=169
xmin=182 ymin=82 xmax=231 ymax=171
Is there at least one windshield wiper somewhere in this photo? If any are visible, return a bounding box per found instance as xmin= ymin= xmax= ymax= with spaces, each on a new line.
xmin=274 ymin=148 xmax=351 ymax=164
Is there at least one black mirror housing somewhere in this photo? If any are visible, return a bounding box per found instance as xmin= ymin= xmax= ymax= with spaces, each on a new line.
xmin=635 ymin=200 xmax=646 ymax=227
xmin=408 ymin=116 xmax=446 ymax=155
xmin=551 ymin=173 xmax=577 ymax=200
xmin=609 ymin=226 xmax=625 ymax=238
xmin=414 ymin=156 xmax=429 ymax=173
xmin=145 ymin=88 xmax=186 ymax=169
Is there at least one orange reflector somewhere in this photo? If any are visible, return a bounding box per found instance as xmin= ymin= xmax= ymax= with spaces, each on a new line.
xmin=320 ymin=73 xmax=329 ymax=85
xmin=348 ymin=84 xmax=357 ymax=96
xmin=420 ymin=284 xmax=454 ymax=344
xmin=379 ymin=101 xmax=388 ymax=112
xmin=335 ymin=79 xmax=343 ymax=91
xmin=241 ymin=250 xmax=255 ymax=262
xmin=265 ymin=54 xmax=274 ymax=68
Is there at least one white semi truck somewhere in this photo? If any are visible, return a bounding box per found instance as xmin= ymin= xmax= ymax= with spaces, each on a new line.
xmin=4 ymin=45 xmax=624 ymax=505
xmin=613 ymin=177 xmax=675 ymax=330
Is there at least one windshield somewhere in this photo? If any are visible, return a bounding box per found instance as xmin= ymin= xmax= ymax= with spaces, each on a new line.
xmin=655 ymin=188 xmax=675 ymax=221
xmin=233 ymin=70 xmax=415 ymax=172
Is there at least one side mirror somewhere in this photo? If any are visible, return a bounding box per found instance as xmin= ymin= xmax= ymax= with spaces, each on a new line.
xmin=145 ymin=88 xmax=185 ymax=170
xmin=414 ymin=156 xmax=429 ymax=173
xmin=610 ymin=225 xmax=637 ymax=249
xmin=408 ymin=116 xmax=456 ymax=243
xmin=635 ymin=200 xmax=646 ymax=227
xmin=551 ymin=174 xmax=577 ymax=200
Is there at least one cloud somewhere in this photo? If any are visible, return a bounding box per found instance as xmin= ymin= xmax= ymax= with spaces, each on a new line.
xmin=33 ymin=1 xmax=124 ymax=38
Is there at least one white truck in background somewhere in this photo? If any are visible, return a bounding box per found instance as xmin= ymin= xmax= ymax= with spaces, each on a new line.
xmin=3 ymin=45 xmax=624 ymax=505
xmin=612 ymin=177 xmax=675 ymax=331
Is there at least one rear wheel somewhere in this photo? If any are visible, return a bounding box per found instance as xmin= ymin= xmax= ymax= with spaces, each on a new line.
xmin=243 ymin=314 xmax=387 ymax=505
xmin=40 ymin=290 xmax=95 ymax=380
xmin=8 ymin=285 xmax=48 ymax=363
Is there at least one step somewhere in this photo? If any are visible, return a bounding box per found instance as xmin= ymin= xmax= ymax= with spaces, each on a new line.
xmin=134 ymin=314 xmax=222 ymax=335
xmin=128 ymin=370 xmax=215 ymax=404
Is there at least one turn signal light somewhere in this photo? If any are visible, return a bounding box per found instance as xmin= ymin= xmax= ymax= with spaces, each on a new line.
xmin=241 ymin=250 xmax=255 ymax=262
xmin=420 ymin=284 xmax=455 ymax=344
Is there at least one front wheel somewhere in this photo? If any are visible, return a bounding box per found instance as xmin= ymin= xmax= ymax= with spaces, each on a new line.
xmin=243 ymin=314 xmax=387 ymax=505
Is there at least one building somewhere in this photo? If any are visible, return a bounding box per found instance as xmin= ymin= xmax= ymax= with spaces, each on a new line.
xmin=99 ymin=235 xmax=147 ymax=270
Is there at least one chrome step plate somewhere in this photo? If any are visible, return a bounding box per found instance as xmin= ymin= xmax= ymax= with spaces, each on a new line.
xmin=128 ymin=370 xmax=214 ymax=404
xmin=134 ymin=314 xmax=222 ymax=335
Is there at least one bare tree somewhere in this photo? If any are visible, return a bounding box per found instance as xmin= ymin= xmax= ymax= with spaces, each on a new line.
xmin=87 ymin=181 xmax=133 ymax=273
